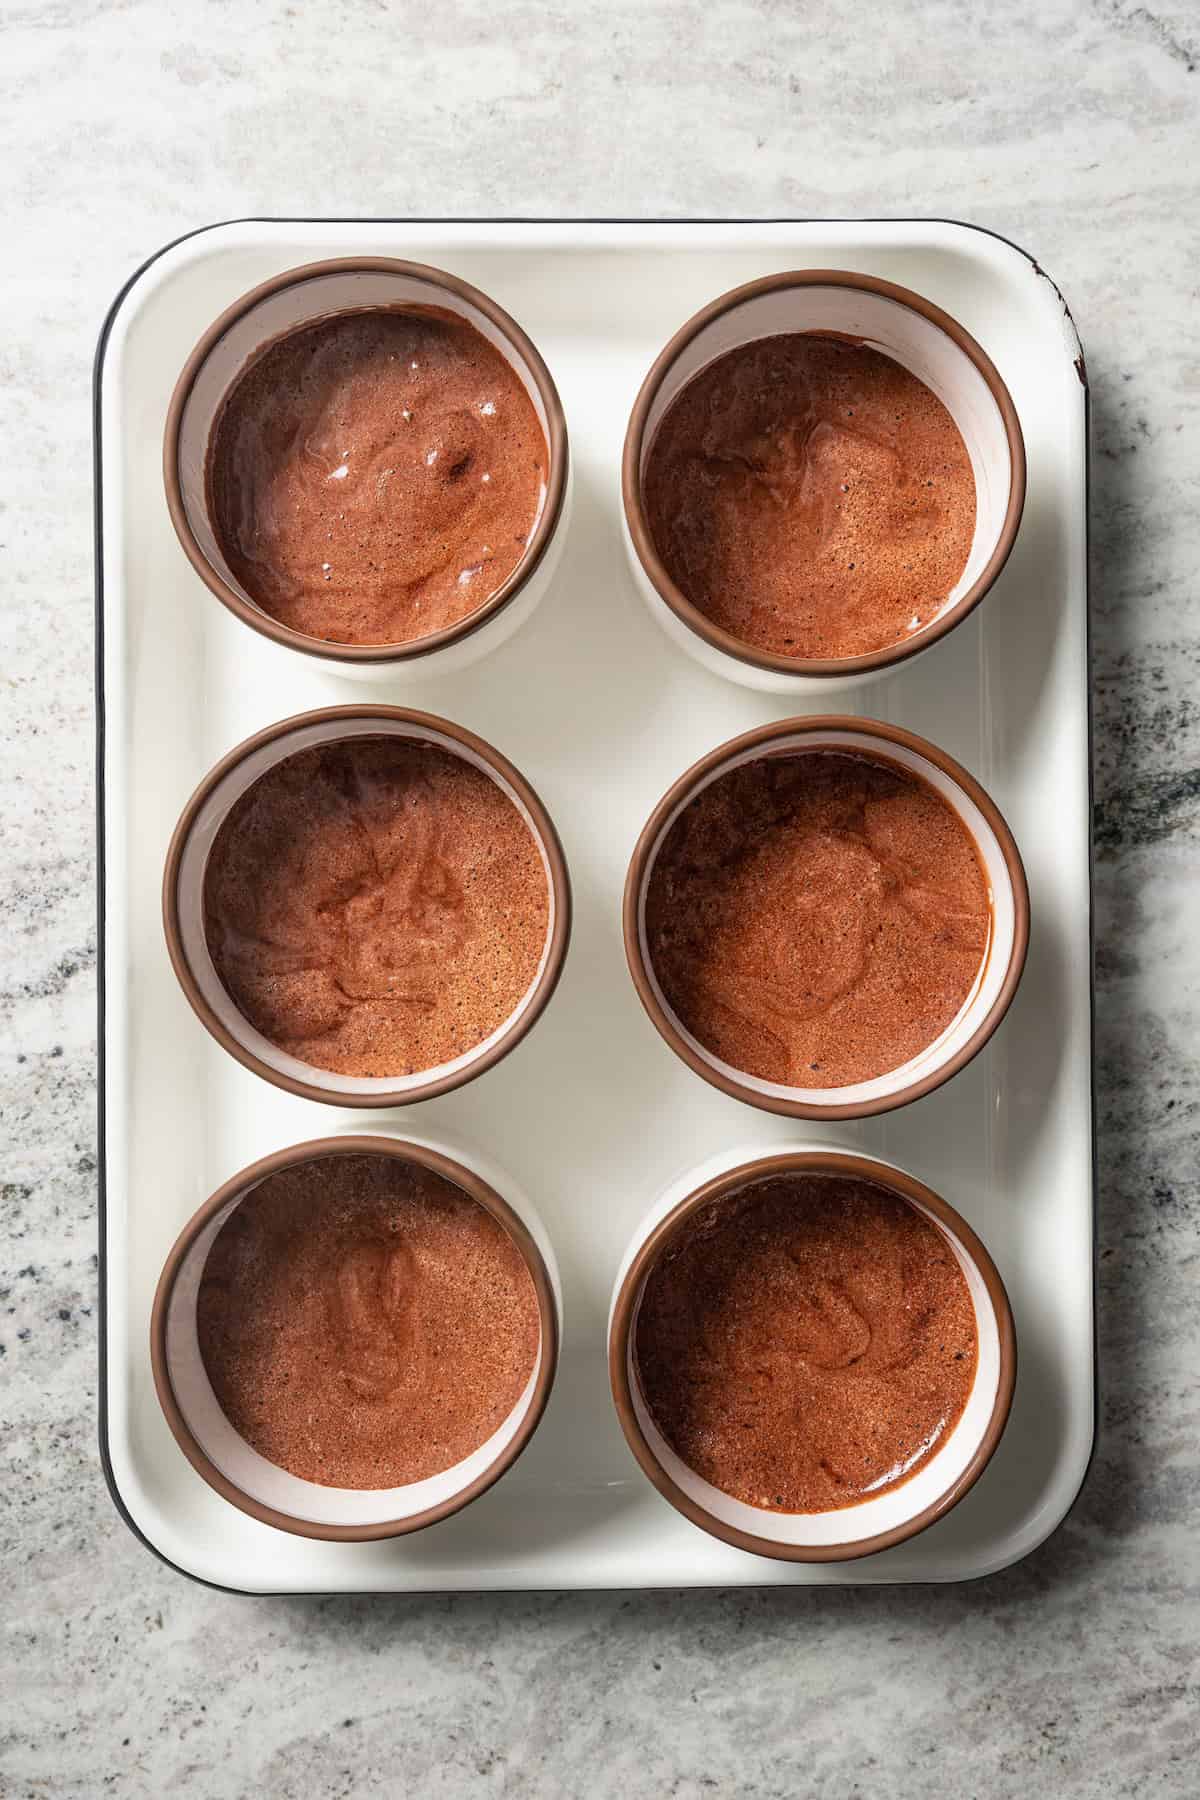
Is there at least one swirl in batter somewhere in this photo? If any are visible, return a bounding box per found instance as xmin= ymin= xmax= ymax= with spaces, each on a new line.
xmin=642 ymin=333 xmax=975 ymax=660
xmin=635 ymin=1175 xmax=977 ymax=1513
xmin=197 ymin=1154 xmax=540 ymax=1488
xmin=203 ymin=738 xmax=549 ymax=1078
xmin=644 ymin=750 xmax=990 ymax=1088
xmin=207 ymin=307 xmax=547 ymax=645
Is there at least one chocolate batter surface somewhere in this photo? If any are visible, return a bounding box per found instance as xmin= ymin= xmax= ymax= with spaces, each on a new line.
xmin=644 ymin=750 xmax=990 ymax=1088
xmin=204 ymin=737 xmax=549 ymax=1078
xmin=635 ymin=1174 xmax=977 ymax=1513
xmin=197 ymin=1154 xmax=540 ymax=1489
xmin=643 ymin=333 xmax=975 ymax=660
xmin=207 ymin=308 xmax=547 ymax=646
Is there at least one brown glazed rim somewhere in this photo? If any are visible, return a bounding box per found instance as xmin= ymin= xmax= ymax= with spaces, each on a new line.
xmin=162 ymin=705 xmax=572 ymax=1106
xmin=609 ymin=1150 xmax=1017 ymax=1562
xmin=150 ymin=1135 xmax=560 ymax=1542
xmin=621 ymin=268 xmax=1027 ymax=678
xmin=622 ymin=715 xmax=1030 ymax=1120
xmin=163 ymin=256 xmax=570 ymax=664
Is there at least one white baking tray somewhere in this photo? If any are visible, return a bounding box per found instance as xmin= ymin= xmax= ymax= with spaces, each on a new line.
xmin=96 ymin=220 xmax=1093 ymax=1591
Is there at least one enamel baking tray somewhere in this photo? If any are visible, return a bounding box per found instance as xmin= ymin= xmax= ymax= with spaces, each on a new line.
xmin=96 ymin=220 xmax=1093 ymax=1591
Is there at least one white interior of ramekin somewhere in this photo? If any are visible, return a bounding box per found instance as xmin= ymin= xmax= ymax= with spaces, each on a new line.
xmin=164 ymin=1155 xmax=550 ymax=1528
xmin=624 ymin=1177 xmax=1002 ymax=1550
xmin=637 ymin=728 xmax=1017 ymax=1110
xmin=175 ymin=716 xmax=558 ymax=1098
xmin=175 ymin=266 xmax=554 ymax=627
xmin=639 ymin=282 xmax=1013 ymax=631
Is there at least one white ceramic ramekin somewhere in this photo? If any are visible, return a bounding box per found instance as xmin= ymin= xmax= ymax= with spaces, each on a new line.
xmin=163 ymin=706 xmax=571 ymax=1107
xmin=623 ymin=716 xmax=1029 ymax=1120
xmin=151 ymin=1132 xmax=562 ymax=1541
xmin=622 ymin=270 xmax=1025 ymax=693
xmin=609 ymin=1145 xmax=1016 ymax=1562
xmin=165 ymin=258 xmax=571 ymax=679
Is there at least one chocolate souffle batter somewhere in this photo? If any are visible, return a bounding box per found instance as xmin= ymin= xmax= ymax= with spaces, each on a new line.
xmin=203 ymin=738 xmax=549 ymax=1078
xmin=642 ymin=334 xmax=975 ymax=660
xmin=635 ymin=1174 xmax=977 ymax=1512
xmin=197 ymin=1154 xmax=540 ymax=1488
xmin=645 ymin=750 xmax=990 ymax=1088
xmin=207 ymin=308 xmax=547 ymax=645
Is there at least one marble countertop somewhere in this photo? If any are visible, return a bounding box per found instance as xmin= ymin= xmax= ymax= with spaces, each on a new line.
xmin=3 ymin=0 xmax=1198 ymax=1793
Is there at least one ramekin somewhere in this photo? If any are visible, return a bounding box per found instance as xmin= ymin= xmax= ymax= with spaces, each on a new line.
xmin=164 ymin=258 xmax=571 ymax=679
xmin=622 ymin=270 xmax=1025 ymax=692
xmin=163 ymin=705 xmax=571 ymax=1106
xmin=623 ymin=716 xmax=1029 ymax=1119
xmin=152 ymin=1133 xmax=561 ymax=1541
xmin=609 ymin=1146 xmax=1016 ymax=1562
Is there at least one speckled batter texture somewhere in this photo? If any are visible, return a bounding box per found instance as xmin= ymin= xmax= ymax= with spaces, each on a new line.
xmin=8 ymin=6 xmax=1200 ymax=1793
xmin=203 ymin=737 xmax=549 ymax=1078
xmin=635 ymin=1175 xmax=977 ymax=1512
xmin=208 ymin=307 xmax=547 ymax=645
xmin=643 ymin=333 xmax=975 ymax=659
xmin=645 ymin=750 xmax=990 ymax=1087
xmin=196 ymin=1154 xmax=540 ymax=1488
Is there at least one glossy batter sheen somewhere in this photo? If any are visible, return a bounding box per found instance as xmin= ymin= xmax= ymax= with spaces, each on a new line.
xmin=645 ymin=751 xmax=990 ymax=1088
xmin=197 ymin=1154 xmax=540 ymax=1488
xmin=207 ymin=307 xmax=547 ymax=646
xmin=203 ymin=738 xmax=549 ymax=1078
xmin=635 ymin=1175 xmax=977 ymax=1513
xmin=643 ymin=333 xmax=976 ymax=660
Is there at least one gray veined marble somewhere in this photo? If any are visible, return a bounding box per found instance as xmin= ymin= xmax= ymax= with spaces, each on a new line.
xmin=2 ymin=0 xmax=1198 ymax=1794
